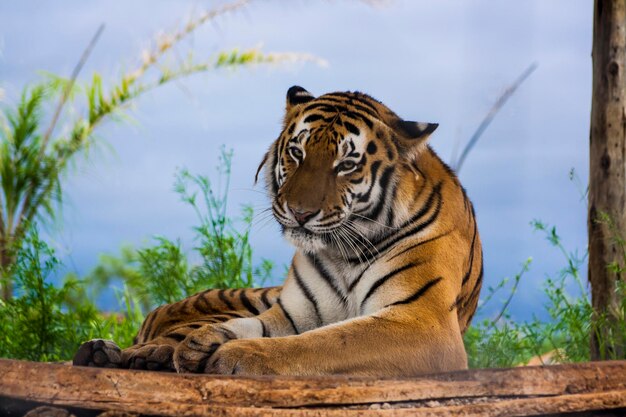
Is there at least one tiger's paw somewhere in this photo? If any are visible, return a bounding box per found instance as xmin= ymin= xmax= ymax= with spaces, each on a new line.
xmin=124 ymin=343 xmax=176 ymax=372
xmin=73 ymin=339 xmax=123 ymax=368
xmin=173 ymin=324 xmax=237 ymax=373
xmin=205 ymin=339 xmax=276 ymax=375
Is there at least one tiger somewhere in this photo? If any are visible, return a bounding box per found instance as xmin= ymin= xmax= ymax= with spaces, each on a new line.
xmin=73 ymin=86 xmax=483 ymax=376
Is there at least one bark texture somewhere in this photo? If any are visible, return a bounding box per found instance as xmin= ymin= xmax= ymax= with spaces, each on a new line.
xmin=589 ymin=0 xmax=626 ymax=360
xmin=1 ymin=359 xmax=626 ymax=416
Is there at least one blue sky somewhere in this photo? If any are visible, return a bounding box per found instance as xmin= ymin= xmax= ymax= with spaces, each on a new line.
xmin=0 ymin=1 xmax=591 ymax=320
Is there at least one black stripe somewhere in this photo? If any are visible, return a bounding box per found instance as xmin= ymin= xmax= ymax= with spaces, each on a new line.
xmin=373 ymin=187 xmax=442 ymax=254
xmin=343 ymin=110 xmax=374 ymax=129
xmin=350 ymin=267 xmax=370 ymax=293
xmin=239 ymin=290 xmax=260 ymax=315
xmin=218 ymin=289 xmax=235 ymax=310
xmin=187 ymin=323 xmax=204 ymax=329
xmin=346 ymin=182 xmax=443 ymax=264
xmin=260 ymin=288 xmax=272 ymax=309
xmin=304 ymin=97 xmax=379 ymax=122
xmin=462 ymin=220 xmax=478 ymax=285
xmin=388 ymin=230 xmax=452 ymax=261
xmin=323 ymin=95 xmax=379 ymax=116
xmin=193 ymin=292 xmax=216 ymax=314
xmin=306 ymin=254 xmax=348 ymax=303
xmin=344 ymin=121 xmax=360 ymax=136
xmin=277 ymin=298 xmax=299 ymax=334
xmin=463 ymin=261 xmax=484 ymax=310
xmin=272 ymin=140 xmax=284 ymax=193
xmin=165 ymin=332 xmax=187 ymax=342
xmin=215 ymin=326 xmax=237 ymax=340
xmin=388 ymin=277 xmax=443 ymax=307
xmin=302 ymin=102 xmax=339 ymax=114
xmin=386 ymin=181 xmax=399 ymax=226
xmin=376 ymin=181 xmax=442 ymax=243
xmin=364 ymin=166 xmax=395 ymax=222
xmin=258 ymin=318 xmax=270 ymax=337
xmin=464 ymin=309 xmax=477 ymax=331
xmin=317 ymin=95 xmax=379 ymax=119
xmin=186 ymin=316 xmax=230 ymax=323
xmin=222 ymin=311 xmax=246 ymax=318
xmin=358 ymin=262 xmax=422 ymax=309
xmin=178 ymin=297 xmax=192 ymax=316
xmin=308 ymin=102 xmax=362 ymax=123
xmin=351 ymin=102 xmax=379 ymax=118
xmin=438 ymin=154 xmax=459 ymax=181
xmin=461 ymin=185 xmax=471 ymax=213
xmin=356 ymin=161 xmax=381 ymax=202
xmin=293 ymin=266 xmax=322 ymax=326
xmin=141 ymin=305 xmax=162 ymax=341
xmin=304 ymin=113 xmax=324 ymax=123
xmin=195 ymin=343 xmax=221 ymax=373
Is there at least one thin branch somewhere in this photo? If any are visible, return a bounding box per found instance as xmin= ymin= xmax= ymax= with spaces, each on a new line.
xmin=454 ymin=63 xmax=538 ymax=173
xmin=488 ymin=258 xmax=531 ymax=328
xmin=39 ymin=24 xmax=105 ymax=157
xmin=12 ymin=24 xmax=105 ymax=241
xmin=124 ymin=0 xmax=250 ymax=84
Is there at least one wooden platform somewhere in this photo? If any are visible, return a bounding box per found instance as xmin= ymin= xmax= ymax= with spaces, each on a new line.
xmin=1 ymin=359 xmax=625 ymax=416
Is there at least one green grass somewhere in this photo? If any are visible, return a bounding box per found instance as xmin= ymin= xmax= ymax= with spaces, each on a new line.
xmin=464 ymin=220 xmax=626 ymax=367
xmin=0 ymin=151 xmax=273 ymax=360
xmin=0 ymin=226 xmax=143 ymax=361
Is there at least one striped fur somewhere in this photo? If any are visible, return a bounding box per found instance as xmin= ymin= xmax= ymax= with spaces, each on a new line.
xmin=74 ymin=86 xmax=482 ymax=376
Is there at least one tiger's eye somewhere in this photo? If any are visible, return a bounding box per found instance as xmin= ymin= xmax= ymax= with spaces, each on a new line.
xmin=338 ymin=160 xmax=356 ymax=172
xmin=290 ymin=147 xmax=303 ymax=161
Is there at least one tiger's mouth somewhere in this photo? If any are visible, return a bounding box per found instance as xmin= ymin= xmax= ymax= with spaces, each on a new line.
xmin=282 ymin=224 xmax=333 ymax=253
xmin=287 ymin=225 xmax=333 ymax=241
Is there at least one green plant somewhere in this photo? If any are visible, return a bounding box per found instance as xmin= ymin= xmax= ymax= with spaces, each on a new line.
xmin=465 ymin=217 xmax=626 ymax=367
xmin=175 ymin=149 xmax=273 ymax=290
xmin=464 ymin=259 xmax=537 ymax=368
xmin=0 ymin=148 xmax=275 ymax=361
xmin=78 ymin=149 xmax=274 ymax=313
xmin=0 ymin=226 xmax=143 ymax=360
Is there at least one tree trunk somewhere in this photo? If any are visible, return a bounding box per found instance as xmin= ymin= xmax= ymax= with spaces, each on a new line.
xmin=588 ymin=0 xmax=626 ymax=360
xmin=0 ymin=240 xmax=14 ymax=301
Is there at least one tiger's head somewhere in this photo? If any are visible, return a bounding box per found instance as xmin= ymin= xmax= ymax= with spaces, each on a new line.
xmin=257 ymin=86 xmax=438 ymax=254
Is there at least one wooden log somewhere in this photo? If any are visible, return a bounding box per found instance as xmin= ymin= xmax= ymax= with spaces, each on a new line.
xmin=0 ymin=359 xmax=625 ymax=416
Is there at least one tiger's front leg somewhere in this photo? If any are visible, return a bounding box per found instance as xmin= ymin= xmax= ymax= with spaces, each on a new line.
xmin=174 ymin=262 xmax=467 ymax=376
xmin=175 ymin=299 xmax=466 ymax=376
xmin=74 ymin=287 xmax=279 ymax=371
xmin=173 ymin=300 xmax=298 ymax=373
xmin=174 ymin=256 xmax=336 ymax=373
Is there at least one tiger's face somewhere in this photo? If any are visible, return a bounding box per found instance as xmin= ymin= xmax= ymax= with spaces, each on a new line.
xmin=258 ymin=86 xmax=438 ymax=254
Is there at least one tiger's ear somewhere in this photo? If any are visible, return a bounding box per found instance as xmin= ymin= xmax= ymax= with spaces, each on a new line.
xmin=286 ymin=86 xmax=314 ymax=111
xmin=396 ymin=121 xmax=438 ymax=141
xmin=393 ymin=120 xmax=438 ymax=160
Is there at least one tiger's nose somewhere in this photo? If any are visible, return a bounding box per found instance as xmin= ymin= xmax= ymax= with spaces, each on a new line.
xmin=288 ymin=206 xmax=317 ymax=225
